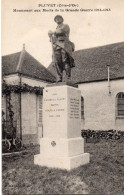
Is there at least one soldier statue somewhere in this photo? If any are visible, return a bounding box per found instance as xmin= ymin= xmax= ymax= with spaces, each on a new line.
xmin=48 ymin=15 xmax=75 ymax=82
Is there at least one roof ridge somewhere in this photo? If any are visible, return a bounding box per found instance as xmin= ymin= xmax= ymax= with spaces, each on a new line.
xmin=16 ymin=49 xmax=26 ymax=73
xmin=24 ymin=51 xmax=56 ymax=78
xmin=74 ymin=41 xmax=124 ymax=53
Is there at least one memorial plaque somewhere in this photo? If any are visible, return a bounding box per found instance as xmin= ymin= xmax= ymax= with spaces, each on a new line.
xmin=43 ymin=87 xmax=68 ymax=138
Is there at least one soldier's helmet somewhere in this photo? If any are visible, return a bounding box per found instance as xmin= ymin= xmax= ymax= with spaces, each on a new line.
xmin=54 ymin=15 xmax=64 ymax=22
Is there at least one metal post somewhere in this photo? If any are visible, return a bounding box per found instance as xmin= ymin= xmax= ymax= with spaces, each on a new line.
xmin=19 ymin=74 xmax=22 ymax=140
xmin=107 ymin=64 xmax=111 ymax=95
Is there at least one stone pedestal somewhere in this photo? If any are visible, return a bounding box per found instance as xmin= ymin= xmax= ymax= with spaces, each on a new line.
xmin=34 ymin=84 xmax=90 ymax=170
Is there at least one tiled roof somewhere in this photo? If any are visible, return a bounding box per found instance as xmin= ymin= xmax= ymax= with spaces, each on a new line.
xmin=48 ymin=42 xmax=124 ymax=83
xmin=2 ymin=50 xmax=56 ymax=83
xmin=2 ymin=52 xmax=21 ymax=75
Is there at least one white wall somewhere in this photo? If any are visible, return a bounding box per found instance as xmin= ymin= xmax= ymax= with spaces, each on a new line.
xmin=4 ymin=74 xmax=20 ymax=84
xmin=21 ymin=93 xmax=43 ymax=144
xmin=4 ymin=74 xmax=51 ymax=87
xmin=21 ymin=93 xmax=37 ymax=135
xmin=21 ymin=76 xmax=51 ymax=87
xmin=78 ymin=79 xmax=124 ymax=131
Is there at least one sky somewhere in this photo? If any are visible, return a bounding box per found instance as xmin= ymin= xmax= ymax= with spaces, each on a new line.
xmin=2 ymin=0 xmax=124 ymax=67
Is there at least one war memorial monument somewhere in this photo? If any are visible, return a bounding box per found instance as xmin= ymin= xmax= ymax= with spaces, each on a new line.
xmin=34 ymin=15 xmax=90 ymax=170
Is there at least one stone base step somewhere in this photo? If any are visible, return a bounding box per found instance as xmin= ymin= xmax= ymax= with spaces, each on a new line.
xmin=34 ymin=153 xmax=90 ymax=170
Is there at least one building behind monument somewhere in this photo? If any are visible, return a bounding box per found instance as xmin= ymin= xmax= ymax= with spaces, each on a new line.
xmin=2 ymin=42 xmax=124 ymax=145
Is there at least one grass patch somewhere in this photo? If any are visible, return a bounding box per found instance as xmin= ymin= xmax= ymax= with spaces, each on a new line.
xmin=2 ymin=139 xmax=124 ymax=194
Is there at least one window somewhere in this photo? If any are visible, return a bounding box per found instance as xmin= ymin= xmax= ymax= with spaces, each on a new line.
xmin=81 ymin=96 xmax=84 ymax=119
xmin=117 ymin=92 xmax=124 ymax=117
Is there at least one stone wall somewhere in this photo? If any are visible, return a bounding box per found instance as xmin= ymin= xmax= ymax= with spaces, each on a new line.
xmin=79 ymin=79 xmax=124 ymax=131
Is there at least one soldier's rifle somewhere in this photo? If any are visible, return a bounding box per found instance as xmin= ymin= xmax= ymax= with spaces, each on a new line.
xmin=50 ymin=35 xmax=61 ymax=81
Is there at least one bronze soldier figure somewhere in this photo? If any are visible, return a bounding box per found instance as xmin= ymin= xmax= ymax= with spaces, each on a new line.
xmin=48 ymin=15 xmax=75 ymax=82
